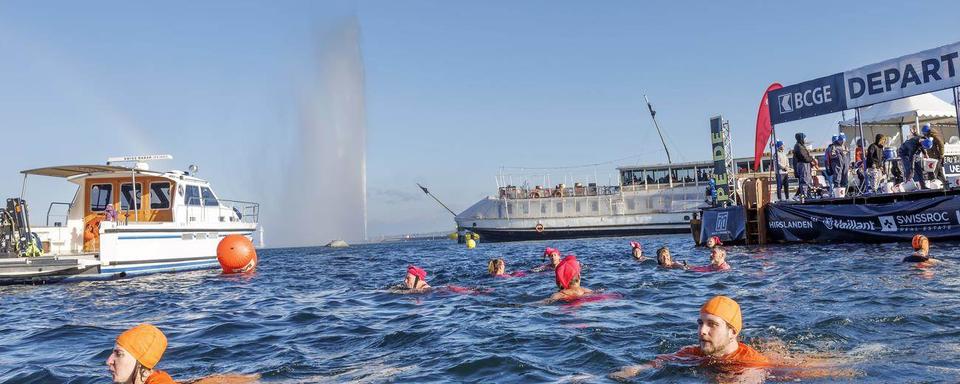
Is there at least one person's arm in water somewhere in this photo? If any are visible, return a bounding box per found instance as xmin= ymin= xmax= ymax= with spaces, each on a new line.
xmin=610 ymin=347 xmax=701 ymax=380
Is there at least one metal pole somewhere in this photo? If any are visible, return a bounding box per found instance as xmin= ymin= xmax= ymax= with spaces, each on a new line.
xmin=770 ymin=124 xmax=779 ymax=200
xmin=954 ymin=86 xmax=960 ymax=131
xmin=856 ymin=108 xmax=867 ymax=188
xmin=644 ymin=95 xmax=672 ymax=164
xmin=131 ymin=169 xmax=138 ymax=222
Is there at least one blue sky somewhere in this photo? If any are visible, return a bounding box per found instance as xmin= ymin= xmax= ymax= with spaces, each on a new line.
xmin=1 ymin=1 xmax=958 ymax=244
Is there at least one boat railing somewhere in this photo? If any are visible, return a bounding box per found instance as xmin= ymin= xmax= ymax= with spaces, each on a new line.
xmin=45 ymin=202 xmax=72 ymax=227
xmin=499 ymin=184 xmax=621 ymax=200
xmin=220 ymin=200 xmax=260 ymax=224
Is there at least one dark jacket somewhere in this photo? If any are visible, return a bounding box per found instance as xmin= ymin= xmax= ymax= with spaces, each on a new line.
xmin=793 ymin=139 xmax=814 ymax=164
xmin=898 ymin=137 xmax=921 ymax=160
xmin=866 ymin=143 xmax=884 ymax=169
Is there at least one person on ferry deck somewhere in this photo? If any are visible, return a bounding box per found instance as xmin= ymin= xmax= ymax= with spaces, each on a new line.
xmin=543 ymin=254 xmax=593 ymax=303
xmin=107 ymin=324 xmax=176 ymax=384
xmin=531 ymin=247 xmax=562 ymax=272
xmin=656 ymin=246 xmax=687 ymax=269
xmin=793 ymin=133 xmax=815 ymax=198
xmin=865 ymin=134 xmax=887 ymax=193
xmin=775 ymin=140 xmax=791 ymax=200
xmin=610 ymin=296 xmax=769 ymax=380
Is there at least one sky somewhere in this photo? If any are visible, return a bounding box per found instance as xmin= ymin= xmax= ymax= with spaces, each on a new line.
xmin=1 ymin=1 xmax=959 ymax=246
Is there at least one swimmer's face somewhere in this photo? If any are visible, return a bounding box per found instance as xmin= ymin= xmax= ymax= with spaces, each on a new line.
xmin=494 ymin=261 xmax=505 ymax=275
xmin=658 ymin=249 xmax=671 ymax=265
xmin=549 ymin=253 xmax=561 ymax=267
xmin=706 ymin=238 xmax=717 ymax=248
xmin=632 ymin=247 xmax=642 ymax=259
xmin=697 ymin=313 xmax=737 ymax=357
xmin=106 ymin=343 xmax=138 ymax=383
xmin=404 ymin=273 xmax=417 ymax=289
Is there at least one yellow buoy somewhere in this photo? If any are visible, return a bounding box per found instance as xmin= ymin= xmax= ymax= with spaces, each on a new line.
xmin=466 ymin=239 xmax=476 ymax=249
xmin=470 ymin=233 xmax=480 ymax=240
xmin=448 ymin=232 xmax=458 ymax=240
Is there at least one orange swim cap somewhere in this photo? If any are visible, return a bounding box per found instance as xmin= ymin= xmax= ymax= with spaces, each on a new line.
xmin=911 ymin=234 xmax=929 ymax=251
xmin=116 ymin=324 xmax=168 ymax=369
xmin=700 ymin=295 xmax=742 ymax=334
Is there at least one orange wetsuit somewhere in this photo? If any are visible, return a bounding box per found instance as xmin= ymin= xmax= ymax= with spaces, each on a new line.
xmin=658 ymin=342 xmax=769 ymax=368
xmin=145 ymin=371 xmax=177 ymax=384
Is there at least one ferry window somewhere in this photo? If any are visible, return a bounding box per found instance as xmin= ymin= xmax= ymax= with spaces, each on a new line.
xmin=591 ymin=201 xmax=599 ymax=211
xmin=675 ymin=168 xmax=695 ymax=183
xmin=627 ymin=199 xmax=635 ymax=210
xmin=522 ymin=202 xmax=529 ymax=214
xmin=575 ymin=201 xmax=581 ymax=212
xmin=150 ymin=182 xmax=171 ymax=209
xmin=201 ymin=187 xmax=219 ymax=206
xmin=540 ymin=202 xmax=547 ymax=214
xmin=507 ymin=203 xmax=514 ymax=215
xmin=650 ymin=169 xmax=669 ymax=184
xmin=120 ymin=183 xmax=143 ymax=211
xmin=184 ymin=185 xmax=201 ymax=206
xmin=697 ymin=168 xmax=714 ymax=182
xmin=89 ymin=184 xmax=112 ymax=212
xmin=761 ymin=159 xmax=772 ymax=172
xmin=556 ymin=202 xmax=563 ymax=213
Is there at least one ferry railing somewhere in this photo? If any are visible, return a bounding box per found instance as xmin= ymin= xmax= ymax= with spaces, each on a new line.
xmin=220 ymin=200 xmax=260 ymax=224
xmin=46 ymin=202 xmax=72 ymax=227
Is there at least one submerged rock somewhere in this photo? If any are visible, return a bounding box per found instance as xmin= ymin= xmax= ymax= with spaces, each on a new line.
xmin=326 ymin=240 xmax=349 ymax=248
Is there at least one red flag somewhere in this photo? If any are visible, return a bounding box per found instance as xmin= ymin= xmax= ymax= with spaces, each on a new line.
xmin=754 ymin=83 xmax=783 ymax=171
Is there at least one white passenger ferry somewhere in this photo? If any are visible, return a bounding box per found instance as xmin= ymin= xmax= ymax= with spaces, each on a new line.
xmin=0 ymin=155 xmax=260 ymax=284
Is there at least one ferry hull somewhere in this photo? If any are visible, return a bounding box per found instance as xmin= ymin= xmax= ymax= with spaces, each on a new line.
xmin=471 ymin=223 xmax=689 ymax=242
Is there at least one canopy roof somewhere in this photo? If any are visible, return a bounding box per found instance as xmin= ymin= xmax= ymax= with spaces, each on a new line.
xmin=21 ymin=165 xmax=133 ymax=178
xmin=840 ymin=93 xmax=958 ymax=127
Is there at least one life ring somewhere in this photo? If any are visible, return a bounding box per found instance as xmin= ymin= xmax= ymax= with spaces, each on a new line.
xmin=530 ymin=191 xmax=542 ymax=198
xmin=535 ymin=223 xmax=544 ymax=233
xmin=84 ymin=216 xmax=103 ymax=241
xmin=552 ymin=190 xmax=563 ymax=198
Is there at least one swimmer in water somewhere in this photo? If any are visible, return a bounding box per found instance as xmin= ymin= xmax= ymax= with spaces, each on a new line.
xmin=403 ymin=265 xmax=431 ymax=291
xmin=657 ymin=246 xmax=687 ymax=269
xmin=690 ymin=247 xmax=731 ymax=272
xmin=630 ymin=241 xmax=644 ymax=261
xmin=543 ymin=255 xmax=593 ymax=303
xmin=107 ymin=324 xmax=176 ymax=384
xmin=611 ymin=296 xmax=768 ymax=380
xmin=706 ymin=235 xmax=722 ymax=249
xmin=531 ymin=247 xmax=562 ymax=272
xmin=488 ymin=258 xmax=526 ymax=278
xmin=903 ymin=234 xmax=939 ymax=266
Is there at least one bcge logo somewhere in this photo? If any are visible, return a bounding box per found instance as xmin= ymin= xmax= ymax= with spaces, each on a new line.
xmin=778 ymin=93 xmax=793 ymax=113
xmin=879 ymin=216 xmax=897 ymax=232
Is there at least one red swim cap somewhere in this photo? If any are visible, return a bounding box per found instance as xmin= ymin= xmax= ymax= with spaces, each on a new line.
xmin=407 ymin=265 xmax=427 ymax=280
xmin=555 ymin=255 xmax=580 ymax=289
xmin=630 ymin=241 xmax=642 ymax=249
xmin=543 ymin=247 xmax=560 ymax=257
xmin=709 ymin=236 xmax=723 ymax=246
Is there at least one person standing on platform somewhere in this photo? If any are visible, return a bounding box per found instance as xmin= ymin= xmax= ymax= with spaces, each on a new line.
xmin=830 ymin=135 xmax=848 ymax=195
xmin=922 ymin=124 xmax=947 ymax=185
xmin=823 ymin=136 xmax=837 ymax=196
xmin=775 ymin=140 xmax=791 ymax=200
xmin=865 ymin=134 xmax=887 ymax=194
xmin=793 ymin=133 xmax=814 ymax=199
xmin=899 ymin=125 xmax=923 ymax=188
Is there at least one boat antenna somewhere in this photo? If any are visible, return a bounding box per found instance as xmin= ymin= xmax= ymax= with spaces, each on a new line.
xmin=644 ymin=95 xmax=672 ymax=164
xmin=417 ymin=183 xmax=457 ymax=217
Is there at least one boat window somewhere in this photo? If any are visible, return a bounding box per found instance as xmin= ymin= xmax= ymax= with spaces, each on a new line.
xmin=556 ymin=202 xmax=563 ymax=213
xmin=649 ymin=169 xmax=669 ymax=184
xmin=150 ymin=182 xmax=171 ymax=209
xmin=201 ymin=187 xmax=219 ymax=206
xmin=575 ymin=201 xmax=581 ymax=212
xmin=621 ymin=169 xmax=643 ymax=186
xmin=697 ymin=168 xmax=714 ymax=182
xmin=184 ymin=185 xmax=202 ymax=206
xmin=591 ymin=201 xmax=599 ymax=211
xmin=89 ymin=184 xmax=112 ymax=212
xmin=120 ymin=183 xmax=143 ymax=211
xmin=522 ymin=202 xmax=529 ymax=214
xmin=627 ymin=199 xmax=636 ymax=210
xmin=540 ymin=202 xmax=547 ymax=214
xmin=507 ymin=203 xmax=513 ymax=215
xmin=674 ymin=167 xmax=696 ymax=183
xmin=761 ymin=159 xmax=772 ymax=172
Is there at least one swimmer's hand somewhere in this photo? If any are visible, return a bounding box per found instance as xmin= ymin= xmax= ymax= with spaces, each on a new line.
xmin=609 ymin=364 xmax=650 ymax=381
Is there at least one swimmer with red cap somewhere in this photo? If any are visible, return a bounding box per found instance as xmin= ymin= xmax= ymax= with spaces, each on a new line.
xmin=706 ymin=236 xmax=723 ymax=248
xmin=903 ymin=234 xmax=939 ymax=266
xmin=531 ymin=247 xmax=562 ymax=272
xmin=690 ymin=247 xmax=731 ymax=272
xmin=542 ymin=255 xmax=593 ymax=303
xmin=629 ymin=241 xmax=645 ymax=261
xmin=403 ymin=265 xmax=431 ymax=291
xmin=611 ymin=295 xmax=769 ymax=380
xmin=656 ymin=246 xmax=687 ymax=269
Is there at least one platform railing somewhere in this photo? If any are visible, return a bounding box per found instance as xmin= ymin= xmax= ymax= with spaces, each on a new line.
xmin=220 ymin=200 xmax=260 ymax=224
xmin=46 ymin=202 xmax=72 ymax=227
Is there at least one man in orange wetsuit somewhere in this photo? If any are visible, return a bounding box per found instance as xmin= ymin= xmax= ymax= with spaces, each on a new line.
xmin=611 ymin=295 xmax=768 ymax=380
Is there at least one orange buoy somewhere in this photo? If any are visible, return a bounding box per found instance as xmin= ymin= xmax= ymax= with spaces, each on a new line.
xmin=217 ymin=234 xmax=257 ymax=274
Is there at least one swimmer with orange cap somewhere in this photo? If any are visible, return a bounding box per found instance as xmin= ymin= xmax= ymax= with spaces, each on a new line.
xmin=531 ymin=247 xmax=563 ymax=272
xmin=903 ymin=234 xmax=939 ymax=266
xmin=629 ymin=241 xmax=644 ymax=261
xmin=107 ymin=324 xmax=175 ymax=384
xmin=542 ymin=255 xmax=593 ymax=303
xmin=656 ymin=246 xmax=687 ymax=269
xmin=403 ymin=264 xmax=431 ymax=291
xmin=611 ymin=296 xmax=769 ymax=380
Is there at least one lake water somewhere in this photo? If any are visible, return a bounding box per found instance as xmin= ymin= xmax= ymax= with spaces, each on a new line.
xmin=1 ymin=234 xmax=958 ymax=383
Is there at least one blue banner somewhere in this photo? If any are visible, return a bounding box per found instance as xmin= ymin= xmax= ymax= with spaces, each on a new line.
xmin=767 ymin=73 xmax=847 ymax=125
xmin=700 ymin=206 xmax=746 ymax=244
xmin=767 ymin=195 xmax=960 ymax=242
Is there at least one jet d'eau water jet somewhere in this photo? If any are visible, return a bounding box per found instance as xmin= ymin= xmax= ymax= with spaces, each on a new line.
xmin=268 ymin=18 xmax=367 ymax=247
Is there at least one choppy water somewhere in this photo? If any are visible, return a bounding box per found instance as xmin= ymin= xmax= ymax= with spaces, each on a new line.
xmin=2 ymin=234 xmax=959 ymax=383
